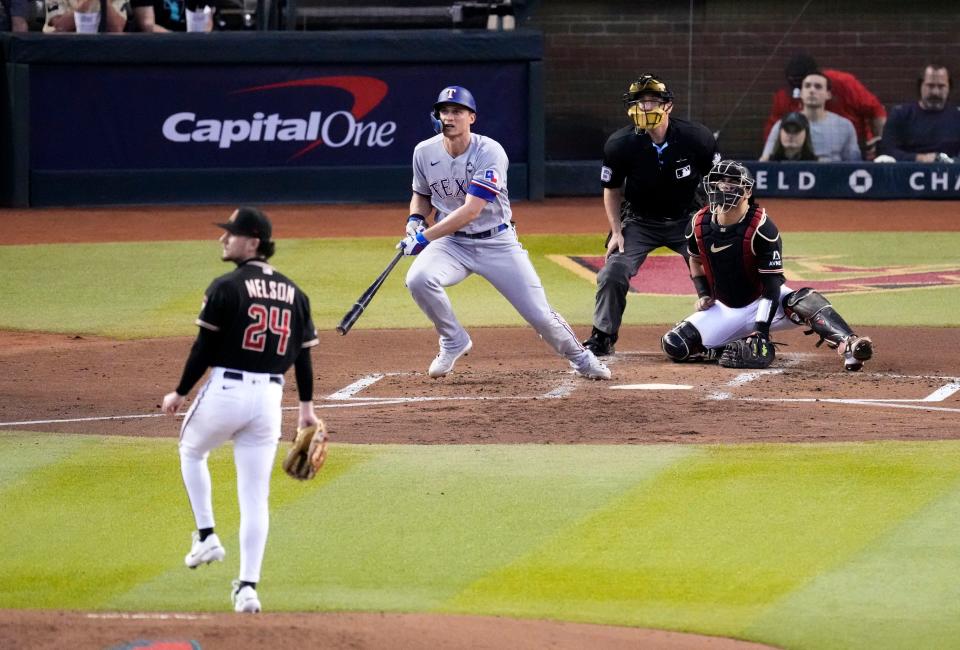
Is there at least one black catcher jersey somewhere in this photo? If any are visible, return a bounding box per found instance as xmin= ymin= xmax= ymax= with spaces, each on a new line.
xmin=688 ymin=205 xmax=785 ymax=308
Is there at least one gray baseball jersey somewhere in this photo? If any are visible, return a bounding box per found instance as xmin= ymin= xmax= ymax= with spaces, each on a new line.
xmin=412 ymin=133 xmax=512 ymax=233
xmin=405 ymin=131 xmax=598 ymax=374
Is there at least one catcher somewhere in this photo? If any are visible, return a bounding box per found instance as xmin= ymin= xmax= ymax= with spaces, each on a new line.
xmin=661 ymin=159 xmax=873 ymax=371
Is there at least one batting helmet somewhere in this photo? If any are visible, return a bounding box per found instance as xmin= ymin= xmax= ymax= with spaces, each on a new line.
xmin=623 ymin=74 xmax=673 ymax=132
xmin=702 ymin=160 xmax=755 ymax=214
xmin=432 ymin=86 xmax=477 ymax=118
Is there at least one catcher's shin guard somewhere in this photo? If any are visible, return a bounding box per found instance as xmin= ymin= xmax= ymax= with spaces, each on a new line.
xmin=784 ymin=288 xmax=873 ymax=370
xmin=783 ymin=288 xmax=856 ymax=348
xmin=661 ymin=321 xmax=706 ymax=362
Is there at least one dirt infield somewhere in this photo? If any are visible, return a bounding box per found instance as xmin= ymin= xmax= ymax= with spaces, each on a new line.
xmin=1 ymin=198 xmax=958 ymax=649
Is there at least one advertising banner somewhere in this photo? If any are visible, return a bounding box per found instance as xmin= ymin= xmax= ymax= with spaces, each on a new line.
xmin=747 ymin=162 xmax=960 ymax=199
xmin=30 ymin=64 xmax=528 ymax=170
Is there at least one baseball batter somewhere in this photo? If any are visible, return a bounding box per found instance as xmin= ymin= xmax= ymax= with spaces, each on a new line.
xmin=661 ymin=160 xmax=874 ymax=371
xmin=161 ymin=207 xmax=319 ymax=613
xmin=396 ymin=85 xmax=610 ymax=380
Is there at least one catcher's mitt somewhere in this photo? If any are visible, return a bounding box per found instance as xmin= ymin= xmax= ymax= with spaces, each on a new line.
xmin=282 ymin=420 xmax=328 ymax=480
xmin=719 ymin=333 xmax=775 ymax=369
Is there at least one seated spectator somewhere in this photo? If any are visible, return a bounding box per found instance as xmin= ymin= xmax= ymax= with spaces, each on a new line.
xmin=44 ymin=0 xmax=130 ymax=32
xmin=3 ymin=0 xmax=29 ymax=31
xmin=764 ymin=53 xmax=886 ymax=159
xmin=761 ymin=73 xmax=861 ymax=162
xmin=762 ymin=111 xmax=818 ymax=161
xmin=132 ymin=0 xmax=212 ymax=31
xmin=879 ymin=64 xmax=960 ymax=162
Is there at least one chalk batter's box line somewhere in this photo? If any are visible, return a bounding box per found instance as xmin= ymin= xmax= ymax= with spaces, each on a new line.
xmin=0 ymin=370 xmax=956 ymax=428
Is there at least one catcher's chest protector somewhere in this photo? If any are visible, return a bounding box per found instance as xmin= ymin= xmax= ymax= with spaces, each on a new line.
xmin=694 ymin=206 xmax=765 ymax=299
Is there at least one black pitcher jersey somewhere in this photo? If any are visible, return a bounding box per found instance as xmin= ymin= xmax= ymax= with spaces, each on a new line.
xmin=688 ymin=205 xmax=785 ymax=308
xmin=600 ymin=118 xmax=719 ymax=221
xmin=196 ymin=260 xmax=318 ymax=373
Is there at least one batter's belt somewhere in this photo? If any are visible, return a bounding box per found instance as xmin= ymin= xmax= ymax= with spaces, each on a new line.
xmin=453 ymin=223 xmax=510 ymax=239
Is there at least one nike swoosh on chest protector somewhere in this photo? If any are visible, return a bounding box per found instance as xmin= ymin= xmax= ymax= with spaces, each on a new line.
xmin=710 ymin=243 xmax=734 ymax=253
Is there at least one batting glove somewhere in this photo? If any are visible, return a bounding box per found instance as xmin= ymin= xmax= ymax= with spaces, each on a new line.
xmin=405 ymin=214 xmax=427 ymax=238
xmin=397 ymin=231 xmax=429 ymax=256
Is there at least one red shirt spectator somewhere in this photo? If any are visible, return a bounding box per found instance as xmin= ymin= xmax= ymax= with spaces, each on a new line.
xmin=764 ymin=55 xmax=886 ymax=157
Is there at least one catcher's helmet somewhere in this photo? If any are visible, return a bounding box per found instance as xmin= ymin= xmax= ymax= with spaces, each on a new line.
xmin=431 ymin=85 xmax=477 ymax=133
xmin=702 ymin=160 xmax=755 ymax=214
xmin=623 ymin=74 xmax=673 ymax=132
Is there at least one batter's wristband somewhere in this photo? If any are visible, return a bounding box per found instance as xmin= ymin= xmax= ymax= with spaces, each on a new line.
xmin=407 ymin=213 xmax=426 ymax=223
xmin=692 ymin=276 xmax=711 ymax=298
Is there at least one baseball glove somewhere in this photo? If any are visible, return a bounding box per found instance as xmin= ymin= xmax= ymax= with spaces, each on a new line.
xmin=719 ymin=333 xmax=776 ymax=369
xmin=282 ymin=420 xmax=328 ymax=481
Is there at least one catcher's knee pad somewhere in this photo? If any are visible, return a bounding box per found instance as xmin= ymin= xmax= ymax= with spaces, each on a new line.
xmin=783 ymin=287 xmax=830 ymax=324
xmin=661 ymin=321 xmax=705 ymax=362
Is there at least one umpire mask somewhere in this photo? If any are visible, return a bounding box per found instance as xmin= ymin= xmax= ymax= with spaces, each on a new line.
xmin=703 ymin=160 xmax=755 ymax=214
xmin=624 ymin=75 xmax=674 ymax=133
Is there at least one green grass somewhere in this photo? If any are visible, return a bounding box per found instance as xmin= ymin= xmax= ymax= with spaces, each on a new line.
xmin=0 ymin=232 xmax=957 ymax=337
xmin=3 ymin=433 xmax=960 ymax=650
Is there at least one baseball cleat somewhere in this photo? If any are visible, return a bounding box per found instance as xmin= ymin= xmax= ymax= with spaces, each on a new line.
xmin=841 ymin=335 xmax=873 ymax=372
xmin=184 ymin=531 xmax=226 ymax=569
xmin=582 ymin=327 xmax=616 ymax=356
xmin=231 ymin=580 xmax=261 ymax=613
xmin=571 ymin=351 xmax=612 ymax=380
xmin=428 ymin=338 xmax=473 ymax=378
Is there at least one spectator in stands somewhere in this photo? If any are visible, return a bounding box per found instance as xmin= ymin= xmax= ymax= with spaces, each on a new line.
xmin=3 ymin=0 xmax=29 ymax=31
xmin=44 ymin=0 xmax=130 ymax=31
xmin=761 ymin=73 xmax=861 ymax=162
xmin=764 ymin=53 xmax=886 ymax=159
xmin=879 ymin=64 xmax=960 ymax=162
xmin=762 ymin=111 xmax=818 ymax=162
xmin=132 ymin=0 xmax=212 ymax=31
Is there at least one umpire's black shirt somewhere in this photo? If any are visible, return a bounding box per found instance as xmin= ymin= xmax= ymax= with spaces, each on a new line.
xmin=600 ymin=117 xmax=719 ymax=221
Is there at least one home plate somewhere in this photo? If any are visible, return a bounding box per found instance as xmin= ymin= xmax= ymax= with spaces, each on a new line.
xmin=610 ymin=383 xmax=693 ymax=390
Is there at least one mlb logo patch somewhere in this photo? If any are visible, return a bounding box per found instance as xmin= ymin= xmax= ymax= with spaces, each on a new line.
xmin=600 ymin=166 xmax=612 ymax=182
xmin=675 ymin=165 xmax=691 ymax=179
xmin=484 ymin=169 xmax=498 ymax=185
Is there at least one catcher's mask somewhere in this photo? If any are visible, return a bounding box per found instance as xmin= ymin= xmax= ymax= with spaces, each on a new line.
xmin=703 ymin=160 xmax=755 ymax=214
xmin=624 ymin=74 xmax=674 ymax=132
xmin=431 ymin=85 xmax=477 ymax=133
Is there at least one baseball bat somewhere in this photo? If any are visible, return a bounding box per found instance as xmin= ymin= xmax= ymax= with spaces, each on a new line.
xmin=336 ymin=250 xmax=404 ymax=335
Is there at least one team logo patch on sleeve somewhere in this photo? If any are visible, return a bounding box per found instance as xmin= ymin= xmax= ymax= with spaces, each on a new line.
xmin=484 ymin=169 xmax=498 ymax=185
xmin=600 ymin=166 xmax=612 ymax=182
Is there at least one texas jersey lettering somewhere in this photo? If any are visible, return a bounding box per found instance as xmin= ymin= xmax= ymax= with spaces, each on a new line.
xmin=412 ymin=132 xmax=511 ymax=235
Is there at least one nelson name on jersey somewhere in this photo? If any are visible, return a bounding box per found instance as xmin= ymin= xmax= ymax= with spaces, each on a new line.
xmin=245 ymin=278 xmax=296 ymax=304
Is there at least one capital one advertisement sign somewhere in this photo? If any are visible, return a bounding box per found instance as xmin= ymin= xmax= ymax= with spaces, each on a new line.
xmin=30 ymin=64 xmax=528 ymax=170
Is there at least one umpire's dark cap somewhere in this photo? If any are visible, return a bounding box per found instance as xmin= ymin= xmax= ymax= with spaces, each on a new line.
xmin=217 ymin=207 xmax=272 ymax=241
xmin=780 ymin=111 xmax=809 ymax=133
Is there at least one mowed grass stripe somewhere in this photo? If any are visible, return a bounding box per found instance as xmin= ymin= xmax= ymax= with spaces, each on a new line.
xmin=747 ymin=464 xmax=960 ymax=650
xmin=109 ymin=443 xmax=697 ymax=612
xmin=3 ymin=435 xmax=960 ymax=650
xmin=444 ymin=442 xmax=960 ymax=647
xmin=0 ymin=434 xmax=375 ymax=609
xmin=1 ymin=233 xmax=958 ymax=336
